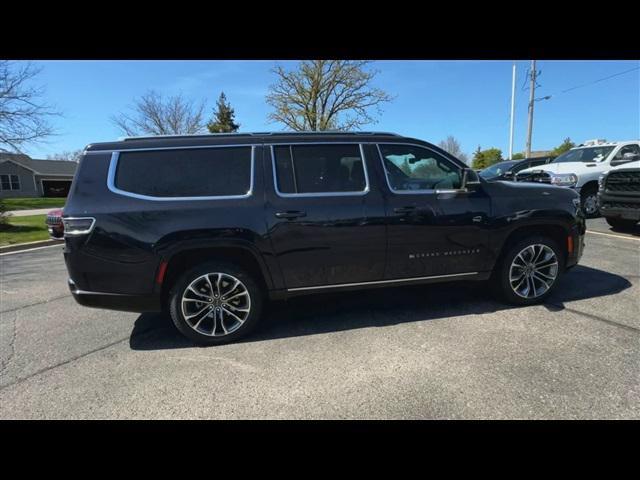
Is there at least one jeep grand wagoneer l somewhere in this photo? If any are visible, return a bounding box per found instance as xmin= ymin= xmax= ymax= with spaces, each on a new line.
xmin=62 ymin=132 xmax=585 ymax=344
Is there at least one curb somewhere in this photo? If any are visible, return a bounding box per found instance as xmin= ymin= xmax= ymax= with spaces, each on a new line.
xmin=0 ymin=239 xmax=63 ymax=254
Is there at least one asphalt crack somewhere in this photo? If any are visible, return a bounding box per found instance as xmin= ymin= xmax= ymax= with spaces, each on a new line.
xmin=0 ymin=324 xmax=162 ymax=392
xmin=0 ymin=294 xmax=71 ymax=316
xmin=545 ymin=301 xmax=640 ymax=334
xmin=0 ymin=314 xmax=17 ymax=377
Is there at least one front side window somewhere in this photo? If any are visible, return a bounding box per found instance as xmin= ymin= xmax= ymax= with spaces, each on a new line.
xmin=0 ymin=174 xmax=20 ymax=191
xmin=273 ymin=144 xmax=367 ymax=195
xmin=379 ymin=144 xmax=462 ymax=192
xmin=612 ymin=144 xmax=640 ymax=164
xmin=114 ymin=146 xmax=253 ymax=198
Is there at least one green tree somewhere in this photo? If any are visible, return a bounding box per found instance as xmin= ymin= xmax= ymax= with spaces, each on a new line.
xmin=550 ymin=137 xmax=575 ymax=157
xmin=511 ymin=152 xmax=525 ymax=160
xmin=207 ymin=92 xmax=240 ymax=133
xmin=472 ymin=147 xmax=503 ymax=169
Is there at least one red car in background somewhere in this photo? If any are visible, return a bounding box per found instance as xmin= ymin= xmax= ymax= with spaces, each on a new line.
xmin=46 ymin=208 xmax=64 ymax=239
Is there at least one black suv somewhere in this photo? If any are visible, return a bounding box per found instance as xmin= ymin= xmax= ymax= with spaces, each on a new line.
xmin=63 ymin=132 xmax=585 ymax=344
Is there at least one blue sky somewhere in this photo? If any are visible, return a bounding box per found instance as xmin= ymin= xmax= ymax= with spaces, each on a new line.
xmin=24 ymin=60 xmax=640 ymax=160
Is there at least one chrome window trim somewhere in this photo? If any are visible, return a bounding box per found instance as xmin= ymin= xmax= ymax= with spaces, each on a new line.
xmin=106 ymin=145 xmax=256 ymax=201
xmin=62 ymin=217 xmax=96 ymax=236
xmin=286 ymin=271 xmax=478 ymax=292
xmin=270 ymin=143 xmax=371 ymax=198
xmin=376 ymin=143 xmax=466 ymax=195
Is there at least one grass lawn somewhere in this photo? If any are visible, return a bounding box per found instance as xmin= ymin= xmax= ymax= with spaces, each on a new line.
xmin=0 ymin=214 xmax=49 ymax=246
xmin=1 ymin=197 xmax=66 ymax=211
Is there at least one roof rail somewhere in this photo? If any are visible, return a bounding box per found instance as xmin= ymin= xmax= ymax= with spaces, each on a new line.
xmin=120 ymin=131 xmax=402 ymax=141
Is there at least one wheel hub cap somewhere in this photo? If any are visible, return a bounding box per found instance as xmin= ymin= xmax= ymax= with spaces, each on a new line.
xmin=509 ymin=244 xmax=559 ymax=299
xmin=181 ymin=272 xmax=251 ymax=337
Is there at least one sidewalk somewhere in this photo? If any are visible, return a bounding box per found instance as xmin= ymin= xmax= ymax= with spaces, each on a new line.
xmin=6 ymin=208 xmax=54 ymax=217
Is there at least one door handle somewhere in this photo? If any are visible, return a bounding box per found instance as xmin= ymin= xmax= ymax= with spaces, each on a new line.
xmin=275 ymin=210 xmax=307 ymax=220
xmin=394 ymin=206 xmax=417 ymax=214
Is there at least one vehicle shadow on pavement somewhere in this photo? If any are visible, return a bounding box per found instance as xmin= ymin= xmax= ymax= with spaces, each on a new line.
xmin=129 ymin=265 xmax=632 ymax=350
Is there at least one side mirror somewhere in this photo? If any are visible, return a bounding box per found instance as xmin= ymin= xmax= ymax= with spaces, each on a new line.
xmin=461 ymin=168 xmax=481 ymax=189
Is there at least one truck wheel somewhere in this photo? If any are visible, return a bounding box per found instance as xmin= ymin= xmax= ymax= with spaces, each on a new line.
xmin=168 ymin=262 xmax=263 ymax=345
xmin=493 ymin=236 xmax=563 ymax=306
xmin=580 ymin=186 xmax=600 ymax=218
xmin=605 ymin=217 xmax=638 ymax=231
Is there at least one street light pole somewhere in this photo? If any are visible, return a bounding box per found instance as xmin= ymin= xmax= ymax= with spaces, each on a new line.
xmin=509 ymin=63 xmax=516 ymax=160
xmin=525 ymin=60 xmax=537 ymax=158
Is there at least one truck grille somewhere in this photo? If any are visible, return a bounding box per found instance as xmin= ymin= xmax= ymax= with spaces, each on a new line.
xmin=602 ymin=201 xmax=640 ymax=210
xmin=516 ymin=171 xmax=551 ymax=183
xmin=605 ymin=171 xmax=640 ymax=193
xmin=46 ymin=214 xmax=62 ymax=226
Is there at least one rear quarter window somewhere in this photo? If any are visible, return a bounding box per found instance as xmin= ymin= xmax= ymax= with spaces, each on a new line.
xmin=113 ymin=146 xmax=253 ymax=198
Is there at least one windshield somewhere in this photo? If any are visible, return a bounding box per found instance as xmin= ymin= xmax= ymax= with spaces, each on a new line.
xmin=552 ymin=146 xmax=615 ymax=163
xmin=479 ymin=161 xmax=518 ymax=178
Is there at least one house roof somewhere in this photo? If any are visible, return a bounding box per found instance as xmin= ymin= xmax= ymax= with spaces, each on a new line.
xmin=0 ymin=153 xmax=78 ymax=176
xmin=529 ymin=150 xmax=553 ymax=158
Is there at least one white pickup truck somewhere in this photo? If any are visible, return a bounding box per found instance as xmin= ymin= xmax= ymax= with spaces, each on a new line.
xmin=516 ymin=140 xmax=640 ymax=217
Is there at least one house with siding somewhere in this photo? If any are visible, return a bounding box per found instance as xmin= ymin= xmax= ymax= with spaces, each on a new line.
xmin=0 ymin=153 xmax=77 ymax=198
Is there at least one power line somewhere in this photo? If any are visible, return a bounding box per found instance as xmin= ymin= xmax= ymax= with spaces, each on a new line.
xmin=549 ymin=65 xmax=640 ymax=98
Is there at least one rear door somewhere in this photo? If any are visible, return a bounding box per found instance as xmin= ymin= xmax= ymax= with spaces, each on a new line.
xmin=264 ymin=142 xmax=387 ymax=290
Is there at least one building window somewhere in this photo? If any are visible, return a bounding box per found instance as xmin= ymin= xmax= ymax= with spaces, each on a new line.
xmin=0 ymin=174 xmax=21 ymax=191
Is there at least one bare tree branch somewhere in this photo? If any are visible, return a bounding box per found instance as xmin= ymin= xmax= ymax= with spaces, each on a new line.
xmin=111 ymin=90 xmax=206 ymax=136
xmin=0 ymin=61 xmax=59 ymax=153
xmin=438 ymin=136 xmax=469 ymax=164
xmin=47 ymin=149 xmax=84 ymax=162
xmin=266 ymin=60 xmax=394 ymax=131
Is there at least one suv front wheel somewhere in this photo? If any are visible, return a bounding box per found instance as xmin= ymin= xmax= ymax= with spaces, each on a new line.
xmin=494 ymin=236 xmax=563 ymax=305
xmin=168 ymin=262 xmax=263 ymax=345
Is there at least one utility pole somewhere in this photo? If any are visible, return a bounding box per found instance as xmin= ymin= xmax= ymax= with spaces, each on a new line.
xmin=509 ymin=63 xmax=516 ymax=160
xmin=525 ymin=60 xmax=537 ymax=158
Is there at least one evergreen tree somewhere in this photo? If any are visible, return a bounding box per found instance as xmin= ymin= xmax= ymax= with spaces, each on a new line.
xmin=207 ymin=92 xmax=240 ymax=133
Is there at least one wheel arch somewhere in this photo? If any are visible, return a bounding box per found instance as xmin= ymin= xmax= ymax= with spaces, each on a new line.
xmin=493 ymin=222 xmax=571 ymax=274
xmin=159 ymin=240 xmax=274 ymax=309
xmin=580 ymin=179 xmax=599 ymax=193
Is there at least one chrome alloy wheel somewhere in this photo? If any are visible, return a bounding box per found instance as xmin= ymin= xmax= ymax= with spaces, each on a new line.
xmin=583 ymin=193 xmax=599 ymax=216
xmin=509 ymin=244 xmax=559 ymax=299
xmin=181 ymin=273 xmax=251 ymax=336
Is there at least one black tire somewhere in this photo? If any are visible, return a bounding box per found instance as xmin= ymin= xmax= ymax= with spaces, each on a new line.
xmin=580 ymin=186 xmax=600 ymax=218
xmin=605 ymin=217 xmax=638 ymax=231
xmin=492 ymin=235 xmax=563 ymax=306
xmin=168 ymin=261 xmax=263 ymax=345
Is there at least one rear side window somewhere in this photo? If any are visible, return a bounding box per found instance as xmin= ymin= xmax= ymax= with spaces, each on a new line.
xmin=114 ymin=146 xmax=252 ymax=198
xmin=272 ymin=144 xmax=367 ymax=195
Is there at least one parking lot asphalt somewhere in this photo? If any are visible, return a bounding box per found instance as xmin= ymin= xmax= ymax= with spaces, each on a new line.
xmin=0 ymin=218 xmax=638 ymax=419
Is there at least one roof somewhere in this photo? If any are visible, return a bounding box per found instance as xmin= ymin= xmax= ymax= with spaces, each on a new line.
xmin=85 ymin=131 xmax=418 ymax=153
xmin=119 ymin=131 xmax=402 ymax=141
xmin=0 ymin=153 xmax=77 ymax=176
xmin=574 ymin=140 xmax=638 ymax=148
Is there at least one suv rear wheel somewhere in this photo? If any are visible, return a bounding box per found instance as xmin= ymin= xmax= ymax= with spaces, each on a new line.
xmin=494 ymin=236 xmax=563 ymax=305
xmin=168 ymin=262 xmax=263 ymax=345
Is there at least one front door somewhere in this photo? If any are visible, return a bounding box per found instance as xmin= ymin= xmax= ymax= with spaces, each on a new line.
xmin=377 ymin=143 xmax=492 ymax=279
xmin=264 ymin=142 xmax=387 ymax=290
